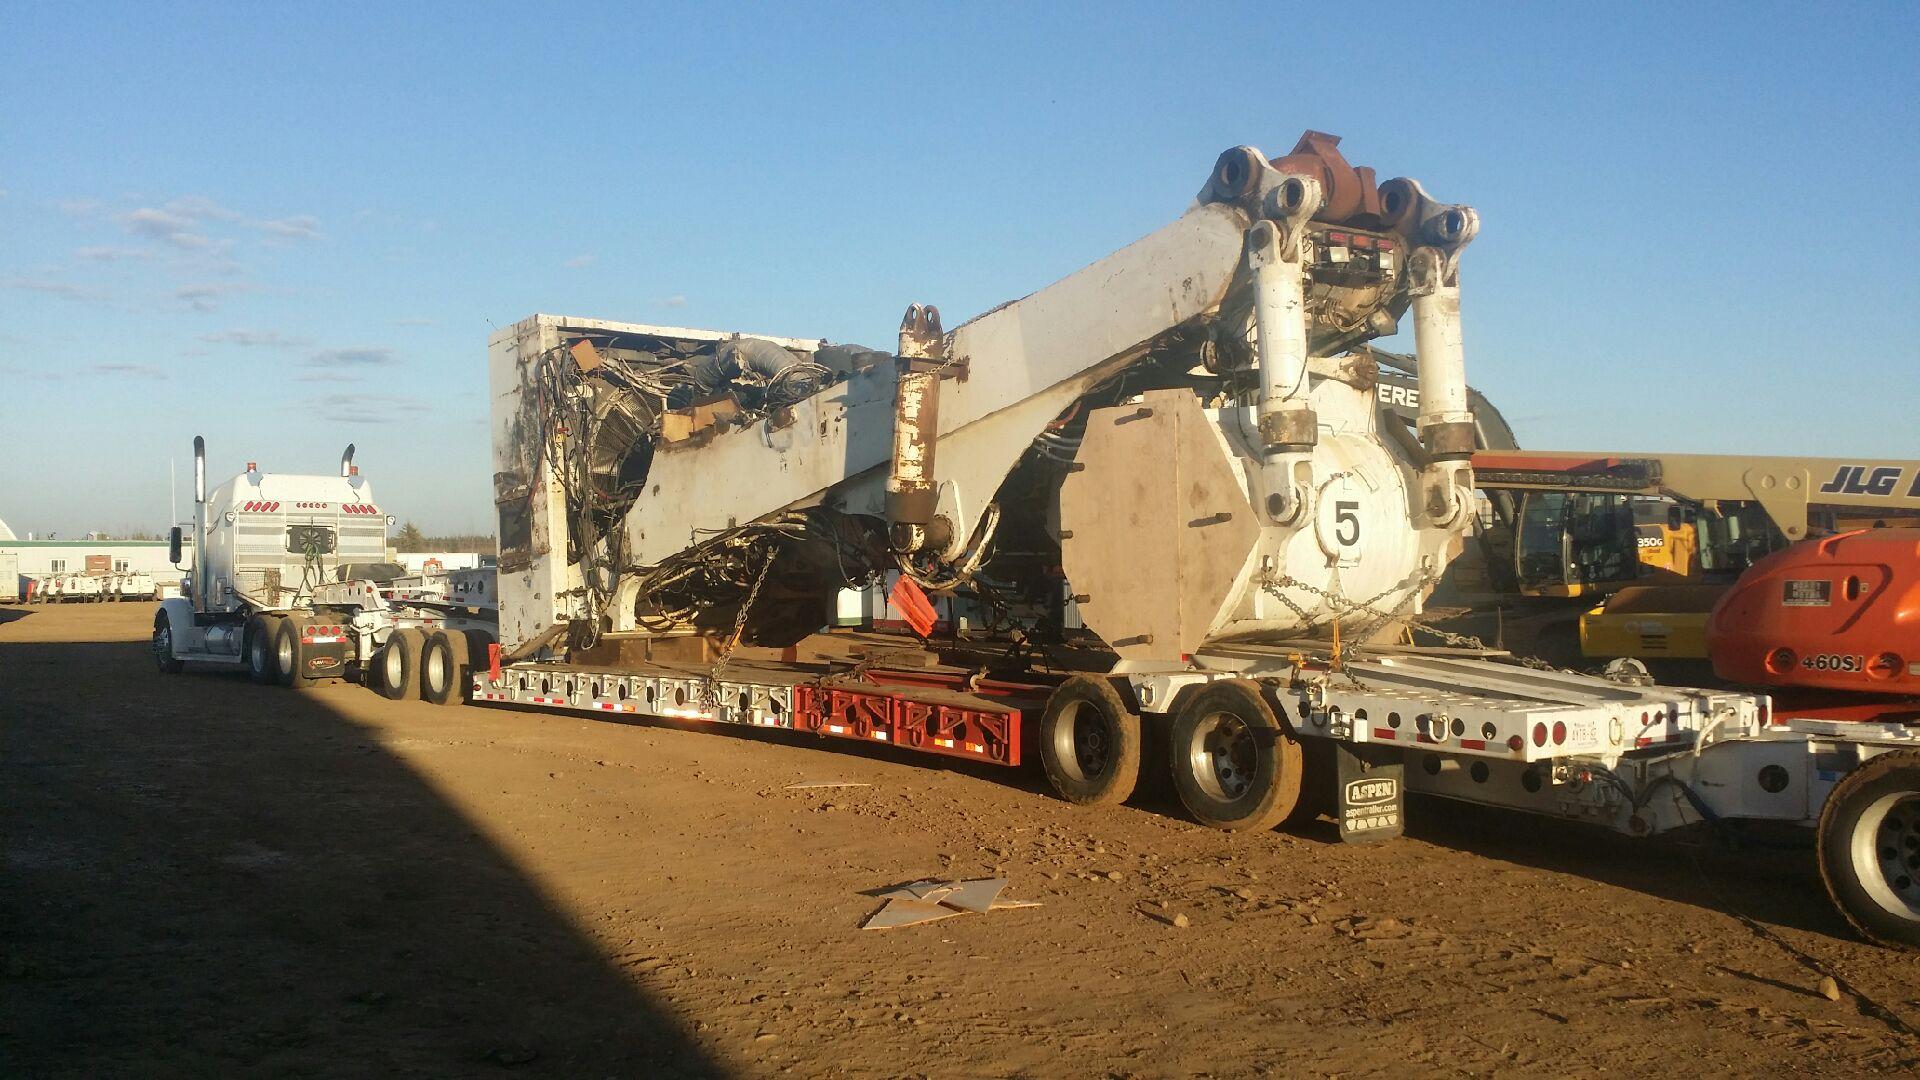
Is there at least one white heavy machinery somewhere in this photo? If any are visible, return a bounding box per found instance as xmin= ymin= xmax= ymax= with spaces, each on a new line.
xmin=467 ymin=131 xmax=1920 ymax=947
xmin=153 ymin=439 xmax=496 ymax=702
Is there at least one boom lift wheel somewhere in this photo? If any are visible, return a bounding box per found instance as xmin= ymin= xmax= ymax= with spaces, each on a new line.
xmin=376 ymin=628 xmax=426 ymax=702
xmin=421 ymin=629 xmax=471 ymax=707
xmin=274 ymin=616 xmax=317 ymax=689
xmin=1169 ymin=679 xmax=1303 ymax=832
xmin=1038 ymin=675 xmax=1142 ymax=805
xmin=245 ymin=614 xmax=282 ymax=685
xmin=152 ymin=610 xmax=183 ymax=674
xmin=1818 ymin=750 xmax=1920 ymax=949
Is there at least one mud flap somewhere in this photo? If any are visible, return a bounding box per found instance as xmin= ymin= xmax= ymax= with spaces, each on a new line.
xmin=1335 ymin=742 xmax=1404 ymax=843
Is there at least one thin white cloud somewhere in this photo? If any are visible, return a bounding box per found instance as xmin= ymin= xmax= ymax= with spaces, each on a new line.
xmin=306 ymin=346 xmax=395 ymax=368
xmin=199 ymin=329 xmax=308 ymax=348
xmin=92 ymin=362 xmax=167 ymax=380
xmin=256 ymin=214 xmax=321 ymax=241
xmin=564 ymin=254 xmax=595 ymax=268
xmin=174 ymin=282 xmax=261 ymax=311
xmin=75 ymin=245 xmax=156 ymax=262
xmin=120 ymin=207 xmax=213 ymax=250
xmin=309 ymin=393 xmax=431 ymax=424
xmin=654 ymin=294 xmax=689 ymax=309
xmin=5 ymin=278 xmax=106 ymax=302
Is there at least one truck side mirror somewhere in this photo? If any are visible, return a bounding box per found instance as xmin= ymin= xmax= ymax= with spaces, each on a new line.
xmin=169 ymin=526 xmax=183 ymax=566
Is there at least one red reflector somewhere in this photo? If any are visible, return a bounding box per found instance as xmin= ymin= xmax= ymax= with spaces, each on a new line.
xmin=1326 ymin=231 xmax=1350 ymax=244
xmin=1551 ymin=721 xmax=1567 ymax=746
xmin=1507 ymin=735 xmax=1523 ymax=751
xmin=1351 ymin=234 xmax=1375 ymax=249
xmin=1531 ymin=722 xmax=1547 ymax=747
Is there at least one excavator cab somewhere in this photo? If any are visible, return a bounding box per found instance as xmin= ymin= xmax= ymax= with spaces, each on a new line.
xmin=1511 ymin=491 xmax=1640 ymax=597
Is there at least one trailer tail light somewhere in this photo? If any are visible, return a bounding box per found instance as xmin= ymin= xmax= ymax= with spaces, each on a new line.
xmin=302 ymin=624 xmax=346 ymax=644
xmin=1550 ymin=721 xmax=1567 ymax=747
xmin=241 ymin=501 xmax=282 ymax=512
xmin=1531 ymin=722 xmax=1548 ymax=747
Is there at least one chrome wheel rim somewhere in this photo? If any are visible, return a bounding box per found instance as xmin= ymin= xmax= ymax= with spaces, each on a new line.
xmin=277 ymin=634 xmax=294 ymax=675
xmin=1853 ymin=792 xmax=1920 ymax=919
xmin=425 ymin=648 xmax=446 ymax=694
xmin=383 ymin=644 xmax=403 ymax=689
xmin=1189 ymin=711 xmax=1257 ymax=802
xmin=1051 ymin=700 xmax=1109 ymax=782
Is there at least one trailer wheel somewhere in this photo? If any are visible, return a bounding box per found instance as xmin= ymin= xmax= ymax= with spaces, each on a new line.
xmin=1818 ymin=750 xmax=1920 ymax=948
xmin=376 ymin=628 xmax=426 ymax=702
xmin=421 ymin=629 xmax=471 ymax=706
xmin=1038 ymin=675 xmax=1141 ymax=805
xmin=246 ymin=614 xmax=282 ymax=685
xmin=1169 ymin=679 xmax=1303 ymax=832
xmin=152 ymin=610 xmax=184 ymax=674
xmin=274 ymin=616 xmax=315 ymax=688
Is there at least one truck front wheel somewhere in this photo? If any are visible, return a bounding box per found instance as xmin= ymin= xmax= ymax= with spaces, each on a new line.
xmin=1819 ymin=750 xmax=1920 ymax=949
xmin=1169 ymin=679 xmax=1303 ymax=832
xmin=152 ymin=610 xmax=183 ymax=674
xmin=1038 ymin=675 xmax=1141 ymax=805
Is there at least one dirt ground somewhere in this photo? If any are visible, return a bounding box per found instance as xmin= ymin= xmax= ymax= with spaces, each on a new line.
xmin=6 ymin=604 xmax=1920 ymax=1078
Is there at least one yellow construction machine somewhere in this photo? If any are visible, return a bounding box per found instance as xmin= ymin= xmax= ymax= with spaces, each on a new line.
xmin=1472 ymin=451 xmax=1920 ymax=659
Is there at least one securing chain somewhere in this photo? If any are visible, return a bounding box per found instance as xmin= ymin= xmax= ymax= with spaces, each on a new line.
xmin=703 ymin=546 xmax=778 ymax=705
xmin=1260 ymin=570 xmax=1571 ymax=679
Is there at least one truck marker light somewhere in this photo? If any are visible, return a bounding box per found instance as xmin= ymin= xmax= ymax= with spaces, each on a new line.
xmin=1551 ymin=721 xmax=1567 ymax=746
xmin=1532 ymin=722 xmax=1548 ymax=747
xmin=1507 ymin=735 xmax=1524 ymax=752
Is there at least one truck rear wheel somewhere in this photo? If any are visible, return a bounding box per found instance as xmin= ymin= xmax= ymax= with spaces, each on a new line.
xmin=421 ymin=629 xmax=471 ymax=706
xmin=1038 ymin=675 xmax=1141 ymax=805
xmin=1169 ymin=679 xmax=1303 ymax=832
xmin=376 ymin=628 xmax=426 ymax=702
xmin=1818 ymin=750 xmax=1920 ymax=948
xmin=274 ymin=616 xmax=315 ymax=689
xmin=246 ymin=614 xmax=282 ymax=685
xmin=152 ymin=610 xmax=183 ymax=674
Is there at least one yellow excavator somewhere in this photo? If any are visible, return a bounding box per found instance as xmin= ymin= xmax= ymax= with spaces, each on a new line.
xmin=1472 ymin=451 xmax=1920 ymax=660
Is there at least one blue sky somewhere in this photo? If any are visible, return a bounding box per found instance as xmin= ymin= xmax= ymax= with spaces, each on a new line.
xmin=3 ymin=2 xmax=1916 ymax=537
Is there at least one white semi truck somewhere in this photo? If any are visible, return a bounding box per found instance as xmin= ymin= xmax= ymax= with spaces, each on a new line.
xmin=153 ymin=439 xmax=496 ymax=701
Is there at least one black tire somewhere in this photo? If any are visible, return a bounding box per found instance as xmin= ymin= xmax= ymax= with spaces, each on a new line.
xmin=376 ymin=628 xmax=426 ymax=702
xmin=421 ymin=629 xmax=470 ymax=706
xmin=246 ymin=614 xmax=282 ymax=685
xmin=1818 ymin=750 xmax=1920 ymax=948
xmin=274 ymin=616 xmax=314 ymax=688
xmin=152 ymin=610 xmax=184 ymax=674
xmin=1038 ymin=675 xmax=1141 ymax=805
xmin=1169 ymin=679 xmax=1303 ymax=832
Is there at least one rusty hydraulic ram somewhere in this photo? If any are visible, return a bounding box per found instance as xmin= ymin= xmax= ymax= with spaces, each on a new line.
xmin=887 ymin=304 xmax=950 ymax=553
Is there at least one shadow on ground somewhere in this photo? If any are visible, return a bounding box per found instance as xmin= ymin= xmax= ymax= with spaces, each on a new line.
xmin=585 ymin=687 xmax=1857 ymax=947
xmin=0 ymin=628 xmax=725 ymax=1077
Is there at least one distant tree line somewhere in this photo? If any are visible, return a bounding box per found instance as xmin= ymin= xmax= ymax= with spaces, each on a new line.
xmin=391 ymin=522 xmax=497 ymax=554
